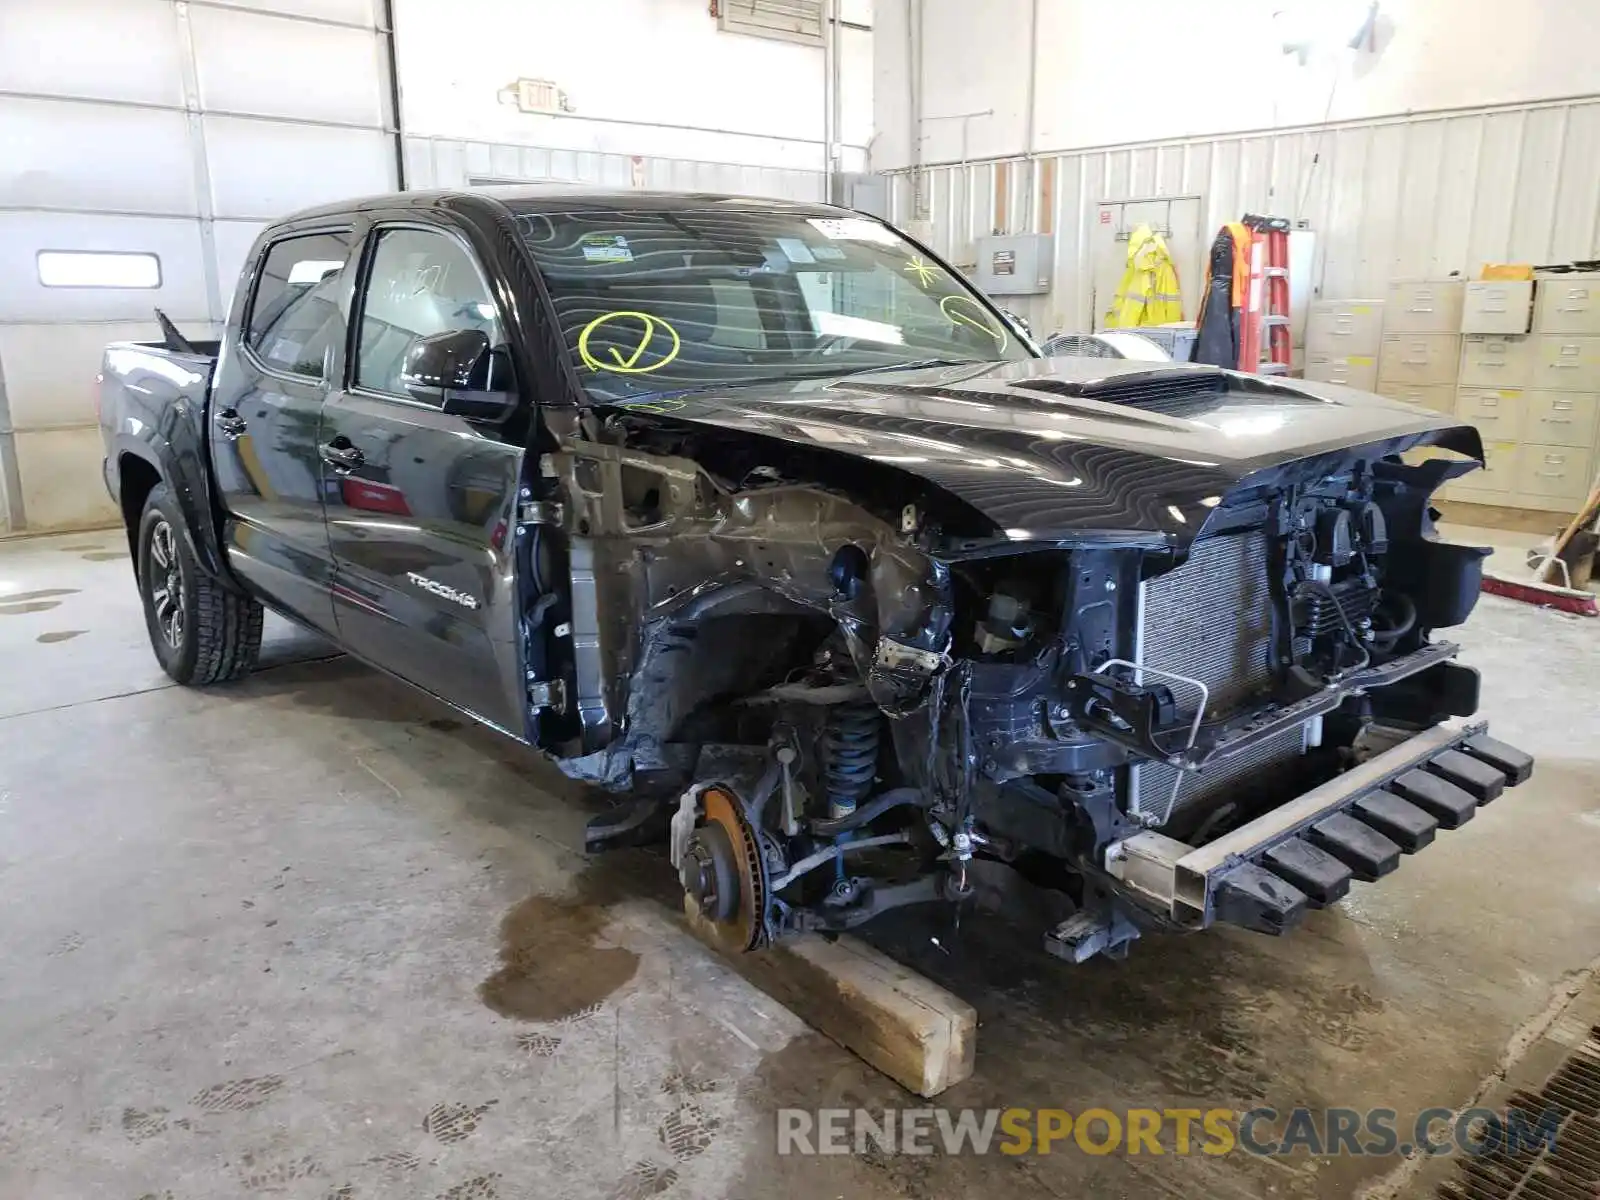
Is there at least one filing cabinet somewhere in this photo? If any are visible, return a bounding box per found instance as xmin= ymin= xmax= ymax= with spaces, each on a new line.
xmin=1447 ymin=440 xmax=1518 ymax=502
xmin=1378 ymin=333 xmax=1460 ymax=386
xmin=1376 ymin=381 xmax=1454 ymax=413
xmin=1306 ymin=300 xmax=1385 ymax=354
xmin=1530 ymin=335 xmax=1600 ymax=392
xmin=1461 ymin=281 xmax=1533 ymax=334
xmin=1523 ymin=391 xmax=1599 ymax=449
xmin=1532 ymin=274 xmax=1600 ymax=336
xmin=1454 ymin=388 xmax=1524 ymax=441
xmin=1516 ymin=443 xmax=1594 ymax=507
xmin=1356 ymin=275 xmax=1600 ymax=513
xmin=1385 ymin=280 xmax=1465 ymax=333
xmin=1458 ymin=334 xmax=1534 ymax=388
xmin=1305 ymin=352 xmax=1377 ymax=390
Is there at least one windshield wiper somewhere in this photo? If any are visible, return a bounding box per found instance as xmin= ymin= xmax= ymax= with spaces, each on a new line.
xmin=841 ymin=357 xmax=985 ymax=377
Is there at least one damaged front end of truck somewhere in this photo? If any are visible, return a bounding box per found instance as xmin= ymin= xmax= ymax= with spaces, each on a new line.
xmin=531 ymin=362 xmax=1534 ymax=963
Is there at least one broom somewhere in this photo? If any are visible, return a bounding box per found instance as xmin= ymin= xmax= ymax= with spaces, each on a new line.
xmin=1479 ymin=477 xmax=1600 ymax=616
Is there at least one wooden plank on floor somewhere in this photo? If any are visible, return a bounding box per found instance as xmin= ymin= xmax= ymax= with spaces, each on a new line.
xmin=685 ymin=898 xmax=977 ymax=1097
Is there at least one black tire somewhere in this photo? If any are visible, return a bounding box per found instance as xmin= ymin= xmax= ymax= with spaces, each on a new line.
xmin=137 ymin=483 xmax=263 ymax=685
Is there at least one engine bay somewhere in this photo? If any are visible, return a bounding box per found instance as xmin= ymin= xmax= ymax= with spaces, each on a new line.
xmin=548 ymin=424 xmax=1498 ymax=961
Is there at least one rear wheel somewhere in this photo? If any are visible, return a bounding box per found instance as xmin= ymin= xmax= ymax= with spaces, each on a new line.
xmin=137 ymin=484 xmax=263 ymax=685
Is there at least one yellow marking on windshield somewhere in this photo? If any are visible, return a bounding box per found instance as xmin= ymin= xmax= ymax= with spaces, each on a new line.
xmin=577 ymin=311 xmax=682 ymax=374
xmin=940 ymin=294 xmax=1008 ymax=350
xmin=617 ymin=397 xmax=689 ymax=414
xmin=904 ymin=256 xmax=942 ymax=287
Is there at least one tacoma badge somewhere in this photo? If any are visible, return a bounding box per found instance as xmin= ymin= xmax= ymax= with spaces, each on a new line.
xmin=406 ymin=572 xmax=479 ymax=610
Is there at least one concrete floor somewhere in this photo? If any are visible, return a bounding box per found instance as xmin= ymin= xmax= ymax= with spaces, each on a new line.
xmin=0 ymin=530 xmax=1597 ymax=1200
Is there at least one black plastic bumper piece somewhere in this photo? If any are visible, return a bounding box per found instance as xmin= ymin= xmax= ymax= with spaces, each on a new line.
xmin=1262 ymin=837 xmax=1353 ymax=906
xmin=1352 ymin=790 xmax=1439 ymax=852
xmin=1427 ymin=749 xmax=1507 ymax=802
xmin=1214 ymin=863 xmax=1308 ymax=934
xmin=1390 ymin=769 xmax=1479 ymax=828
xmin=1308 ymin=813 xmax=1402 ymax=881
xmin=1176 ymin=722 xmax=1532 ymax=940
xmin=1463 ymin=734 xmax=1535 ymax=786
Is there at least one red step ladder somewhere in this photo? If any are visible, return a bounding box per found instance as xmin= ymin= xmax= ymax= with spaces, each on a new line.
xmin=1240 ymin=214 xmax=1292 ymax=376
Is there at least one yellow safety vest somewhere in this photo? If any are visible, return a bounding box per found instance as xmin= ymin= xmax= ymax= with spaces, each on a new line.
xmin=1106 ymin=224 xmax=1183 ymax=328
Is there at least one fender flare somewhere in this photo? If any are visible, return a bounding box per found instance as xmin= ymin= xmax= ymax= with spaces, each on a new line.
xmin=109 ymin=433 xmax=242 ymax=591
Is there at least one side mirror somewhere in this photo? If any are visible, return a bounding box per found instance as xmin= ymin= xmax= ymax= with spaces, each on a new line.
xmin=399 ymin=329 xmax=517 ymax=422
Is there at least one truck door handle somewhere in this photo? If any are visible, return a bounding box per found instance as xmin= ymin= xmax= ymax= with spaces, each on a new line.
xmin=319 ymin=438 xmax=365 ymax=472
xmin=214 ymin=408 xmax=248 ymax=439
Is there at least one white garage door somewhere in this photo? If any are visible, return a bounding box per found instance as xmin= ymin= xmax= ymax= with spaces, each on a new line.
xmin=0 ymin=0 xmax=399 ymax=533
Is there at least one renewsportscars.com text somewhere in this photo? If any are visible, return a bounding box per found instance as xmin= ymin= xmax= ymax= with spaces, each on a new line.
xmin=776 ymin=1105 xmax=1562 ymax=1158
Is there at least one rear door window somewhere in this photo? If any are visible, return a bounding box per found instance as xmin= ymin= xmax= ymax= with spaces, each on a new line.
xmin=246 ymin=231 xmax=354 ymax=379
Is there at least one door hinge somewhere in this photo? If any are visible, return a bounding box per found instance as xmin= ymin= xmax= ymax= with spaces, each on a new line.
xmin=528 ymin=677 xmax=568 ymax=714
xmin=518 ymin=499 xmax=564 ymax=527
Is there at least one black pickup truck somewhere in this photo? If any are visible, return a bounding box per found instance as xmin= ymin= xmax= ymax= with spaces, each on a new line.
xmin=100 ymin=187 xmax=1532 ymax=961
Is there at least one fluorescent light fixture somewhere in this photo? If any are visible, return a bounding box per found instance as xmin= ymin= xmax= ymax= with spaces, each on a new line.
xmin=38 ymin=250 xmax=161 ymax=288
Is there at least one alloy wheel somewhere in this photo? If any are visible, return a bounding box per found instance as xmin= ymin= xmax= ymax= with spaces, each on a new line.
xmin=147 ymin=518 xmax=186 ymax=650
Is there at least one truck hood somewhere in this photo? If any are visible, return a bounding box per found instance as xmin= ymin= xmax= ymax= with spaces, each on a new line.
xmin=630 ymin=357 xmax=1484 ymax=543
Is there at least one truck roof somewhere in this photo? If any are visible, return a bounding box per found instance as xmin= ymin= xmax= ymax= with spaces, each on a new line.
xmin=277 ymin=186 xmax=854 ymax=227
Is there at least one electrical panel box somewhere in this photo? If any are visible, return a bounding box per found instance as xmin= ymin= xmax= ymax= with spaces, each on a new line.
xmin=974 ymin=234 xmax=1054 ymax=296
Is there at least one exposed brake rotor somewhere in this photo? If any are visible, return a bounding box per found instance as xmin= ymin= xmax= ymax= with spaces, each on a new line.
xmin=681 ymin=785 xmax=767 ymax=953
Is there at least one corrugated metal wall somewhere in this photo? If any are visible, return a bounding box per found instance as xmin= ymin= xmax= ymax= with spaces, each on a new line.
xmin=885 ymin=97 xmax=1600 ymax=340
xmin=404 ymin=136 xmax=827 ymax=202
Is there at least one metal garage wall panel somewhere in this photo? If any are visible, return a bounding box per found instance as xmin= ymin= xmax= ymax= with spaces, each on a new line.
xmin=202 ymin=0 xmax=378 ymax=26
xmin=1354 ymin=124 xmax=1407 ymax=295
xmin=1180 ymin=141 xmax=1211 ymax=196
xmin=1240 ymin=138 xmax=1273 ymax=213
xmin=1432 ymin=118 xmax=1483 ymax=278
xmin=1468 ymin=111 xmax=1525 ymax=267
xmin=404 ymin=135 xmax=826 ymax=201
xmin=14 ymin=428 xmax=118 ymax=529
xmin=189 ymin=5 xmax=385 ymax=126
xmin=1393 ymin=121 xmax=1445 ymax=281
xmin=0 ymin=97 xmax=198 ymax=216
xmin=204 ymin=116 xmax=394 ymax=218
xmin=0 ymin=0 xmax=184 ymax=107
xmin=1509 ymin=107 xmax=1566 ymax=263
xmin=212 ymin=221 xmax=270 ymax=302
xmin=882 ymin=97 xmax=1600 ymax=337
xmin=1551 ymin=105 xmax=1600 ymax=264
xmin=0 ymin=323 xmax=162 ymax=430
xmin=1206 ymin=139 xmax=1241 ymax=235
xmin=0 ymin=0 xmax=397 ymax=534
xmin=0 ymin=213 xmax=209 ymax=323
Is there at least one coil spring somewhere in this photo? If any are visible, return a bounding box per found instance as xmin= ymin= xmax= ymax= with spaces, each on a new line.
xmin=824 ymin=701 xmax=881 ymax=817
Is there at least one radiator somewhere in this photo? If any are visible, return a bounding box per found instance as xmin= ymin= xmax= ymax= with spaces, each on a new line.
xmin=1130 ymin=531 xmax=1305 ymax=824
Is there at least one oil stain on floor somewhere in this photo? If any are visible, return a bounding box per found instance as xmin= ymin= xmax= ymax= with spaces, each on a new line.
xmin=0 ymin=587 xmax=80 ymax=617
xmin=478 ymin=891 xmax=640 ymax=1022
xmin=36 ymin=630 xmax=86 ymax=644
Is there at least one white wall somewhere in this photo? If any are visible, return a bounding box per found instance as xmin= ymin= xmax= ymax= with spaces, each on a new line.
xmin=876 ymin=0 xmax=1600 ymax=167
xmin=395 ymin=0 xmax=873 ymax=177
xmin=885 ymin=98 xmax=1600 ymax=340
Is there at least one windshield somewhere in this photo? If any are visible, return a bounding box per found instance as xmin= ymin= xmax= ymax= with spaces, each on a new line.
xmin=509 ymin=203 xmax=1035 ymax=402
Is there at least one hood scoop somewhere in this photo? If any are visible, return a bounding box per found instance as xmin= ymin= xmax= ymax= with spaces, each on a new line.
xmin=1013 ymin=369 xmax=1328 ymax=418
